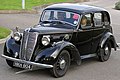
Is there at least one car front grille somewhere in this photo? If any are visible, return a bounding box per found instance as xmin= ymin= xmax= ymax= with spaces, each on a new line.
xmin=19 ymin=31 xmax=38 ymax=61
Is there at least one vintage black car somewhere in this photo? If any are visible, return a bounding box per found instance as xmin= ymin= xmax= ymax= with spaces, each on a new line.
xmin=2 ymin=3 xmax=118 ymax=77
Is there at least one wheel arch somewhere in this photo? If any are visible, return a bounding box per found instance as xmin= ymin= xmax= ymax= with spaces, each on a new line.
xmin=100 ymin=32 xmax=117 ymax=51
xmin=60 ymin=44 xmax=81 ymax=65
xmin=51 ymin=41 xmax=81 ymax=65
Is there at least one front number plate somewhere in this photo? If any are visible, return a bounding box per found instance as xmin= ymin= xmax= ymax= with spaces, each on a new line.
xmin=14 ymin=62 xmax=32 ymax=69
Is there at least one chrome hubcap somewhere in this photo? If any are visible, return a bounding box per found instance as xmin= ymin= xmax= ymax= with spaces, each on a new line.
xmin=105 ymin=46 xmax=109 ymax=55
xmin=59 ymin=59 xmax=66 ymax=70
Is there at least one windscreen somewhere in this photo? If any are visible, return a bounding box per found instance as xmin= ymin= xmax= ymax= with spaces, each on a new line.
xmin=41 ymin=10 xmax=80 ymax=26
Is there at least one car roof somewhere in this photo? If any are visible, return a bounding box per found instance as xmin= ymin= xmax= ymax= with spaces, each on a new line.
xmin=44 ymin=3 xmax=107 ymax=14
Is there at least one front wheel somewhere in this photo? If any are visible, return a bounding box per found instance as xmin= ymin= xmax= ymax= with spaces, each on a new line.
xmin=6 ymin=59 xmax=14 ymax=68
xmin=98 ymin=42 xmax=111 ymax=62
xmin=50 ymin=50 xmax=70 ymax=78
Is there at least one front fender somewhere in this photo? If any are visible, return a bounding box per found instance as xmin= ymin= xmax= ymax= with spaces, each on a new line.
xmin=100 ymin=32 xmax=117 ymax=50
xmin=4 ymin=37 xmax=20 ymax=57
xmin=35 ymin=41 xmax=81 ymax=65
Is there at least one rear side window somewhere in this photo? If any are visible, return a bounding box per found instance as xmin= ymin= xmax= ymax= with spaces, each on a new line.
xmin=103 ymin=12 xmax=110 ymax=25
xmin=94 ymin=13 xmax=102 ymax=27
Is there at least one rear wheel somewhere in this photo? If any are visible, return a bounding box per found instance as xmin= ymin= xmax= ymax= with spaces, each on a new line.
xmin=98 ymin=42 xmax=111 ymax=62
xmin=50 ymin=50 xmax=70 ymax=77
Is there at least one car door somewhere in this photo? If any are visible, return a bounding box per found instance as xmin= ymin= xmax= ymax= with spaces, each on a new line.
xmin=91 ymin=12 xmax=107 ymax=53
xmin=76 ymin=13 xmax=94 ymax=55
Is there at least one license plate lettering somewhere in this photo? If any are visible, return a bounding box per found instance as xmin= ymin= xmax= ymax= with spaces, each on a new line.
xmin=22 ymin=64 xmax=31 ymax=69
xmin=14 ymin=62 xmax=32 ymax=69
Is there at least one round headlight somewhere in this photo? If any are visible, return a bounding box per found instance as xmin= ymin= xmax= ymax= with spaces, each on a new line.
xmin=13 ymin=32 xmax=21 ymax=41
xmin=42 ymin=35 xmax=50 ymax=46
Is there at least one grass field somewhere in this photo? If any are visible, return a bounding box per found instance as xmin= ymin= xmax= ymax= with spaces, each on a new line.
xmin=115 ymin=1 xmax=120 ymax=10
xmin=0 ymin=0 xmax=73 ymax=10
xmin=0 ymin=27 xmax=11 ymax=39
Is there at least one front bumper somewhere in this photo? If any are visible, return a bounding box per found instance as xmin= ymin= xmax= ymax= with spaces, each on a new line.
xmin=1 ymin=54 xmax=53 ymax=69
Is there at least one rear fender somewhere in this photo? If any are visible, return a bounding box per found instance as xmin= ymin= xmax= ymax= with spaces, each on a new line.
xmin=100 ymin=32 xmax=117 ymax=50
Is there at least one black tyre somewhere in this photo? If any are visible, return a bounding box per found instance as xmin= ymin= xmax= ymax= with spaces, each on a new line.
xmin=6 ymin=59 xmax=14 ymax=68
xmin=50 ymin=50 xmax=70 ymax=78
xmin=98 ymin=42 xmax=111 ymax=62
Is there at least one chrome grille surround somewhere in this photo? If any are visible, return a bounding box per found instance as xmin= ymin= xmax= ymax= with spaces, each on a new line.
xmin=19 ymin=30 xmax=38 ymax=61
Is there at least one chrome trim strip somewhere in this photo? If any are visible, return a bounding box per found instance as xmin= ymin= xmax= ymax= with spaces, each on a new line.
xmin=19 ymin=33 xmax=23 ymax=59
xmin=81 ymin=54 xmax=96 ymax=59
xmin=24 ymin=30 xmax=29 ymax=60
xmin=29 ymin=32 xmax=39 ymax=61
xmin=1 ymin=54 xmax=53 ymax=68
xmin=19 ymin=28 xmax=31 ymax=59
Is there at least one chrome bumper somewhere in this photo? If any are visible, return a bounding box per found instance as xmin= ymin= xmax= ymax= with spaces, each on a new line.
xmin=1 ymin=54 xmax=53 ymax=68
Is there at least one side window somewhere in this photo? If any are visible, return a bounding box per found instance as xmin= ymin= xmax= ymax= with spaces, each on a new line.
xmin=81 ymin=14 xmax=92 ymax=29
xmin=94 ymin=13 xmax=102 ymax=27
xmin=103 ymin=12 xmax=110 ymax=25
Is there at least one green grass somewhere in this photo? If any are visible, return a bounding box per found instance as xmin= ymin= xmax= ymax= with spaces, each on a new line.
xmin=0 ymin=27 xmax=11 ymax=39
xmin=0 ymin=0 xmax=73 ymax=10
xmin=115 ymin=1 xmax=120 ymax=10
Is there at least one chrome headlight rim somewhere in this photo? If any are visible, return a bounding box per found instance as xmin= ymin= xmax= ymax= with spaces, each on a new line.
xmin=13 ymin=32 xmax=21 ymax=41
xmin=42 ymin=35 xmax=50 ymax=46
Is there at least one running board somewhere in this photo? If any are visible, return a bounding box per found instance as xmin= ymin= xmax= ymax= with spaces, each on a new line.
xmin=81 ymin=54 xmax=97 ymax=59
